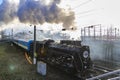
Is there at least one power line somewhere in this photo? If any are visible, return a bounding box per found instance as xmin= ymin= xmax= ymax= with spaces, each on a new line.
xmin=75 ymin=9 xmax=96 ymax=15
xmin=76 ymin=12 xmax=97 ymax=18
xmin=75 ymin=8 xmax=103 ymax=18
xmin=72 ymin=0 xmax=93 ymax=10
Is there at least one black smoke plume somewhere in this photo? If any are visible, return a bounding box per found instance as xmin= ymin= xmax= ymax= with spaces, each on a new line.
xmin=0 ymin=0 xmax=76 ymax=29
xmin=0 ymin=0 xmax=17 ymax=23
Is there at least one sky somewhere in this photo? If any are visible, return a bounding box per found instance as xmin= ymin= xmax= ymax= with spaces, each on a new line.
xmin=74 ymin=0 xmax=120 ymax=27
xmin=62 ymin=0 xmax=120 ymax=28
xmin=0 ymin=0 xmax=120 ymax=31
xmin=0 ymin=0 xmax=2 ymax=5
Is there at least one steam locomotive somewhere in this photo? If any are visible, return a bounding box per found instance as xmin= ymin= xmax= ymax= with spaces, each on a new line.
xmin=12 ymin=39 xmax=92 ymax=77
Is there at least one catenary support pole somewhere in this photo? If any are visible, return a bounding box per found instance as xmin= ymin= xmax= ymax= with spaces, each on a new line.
xmin=33 ymin=25 xmax=36 ymax=64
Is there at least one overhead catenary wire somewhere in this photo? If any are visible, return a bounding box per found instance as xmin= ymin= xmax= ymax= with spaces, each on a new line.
xmin=71 ymin=0 xmax=104 ymax=19
xmin=72 ymin=0 xmax=93 ymax=10
xmin=75 ymin=9 xmax=97 ymax=15
xmin=75 ymin=8 xmax=104 ymax=19
xmin=75 ymin=8 xmax=103 ymax=16
xmin=76 ymin=12 xmax=97 ymax=18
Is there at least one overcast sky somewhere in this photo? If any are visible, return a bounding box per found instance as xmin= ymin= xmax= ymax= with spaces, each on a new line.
xmin=0 ymin=0 xmax=120 ymax=30
xmin=66 ymin=0 xmax=120 ymax=27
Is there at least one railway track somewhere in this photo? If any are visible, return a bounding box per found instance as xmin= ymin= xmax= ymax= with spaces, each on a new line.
xmin=0 ymin=39 xmax=10 ymax=43
xmin=94 ymin=65 xmax=113 ymax=73
xmin=86 ymin=64 xmax=120 ymax=80
xmin=87 ymin=69 xmax=120 ymax=80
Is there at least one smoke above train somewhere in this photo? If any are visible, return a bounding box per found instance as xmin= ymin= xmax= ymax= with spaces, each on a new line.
xmin=0 ymin=0 xmax=76 ymax=29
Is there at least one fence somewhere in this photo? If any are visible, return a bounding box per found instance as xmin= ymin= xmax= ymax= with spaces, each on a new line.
xmin=81 ymin=24 xmax=120 ymax=68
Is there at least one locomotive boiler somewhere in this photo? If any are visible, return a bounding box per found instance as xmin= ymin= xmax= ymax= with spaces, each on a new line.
xmin=12 ymin=39 xmax=92 ymax=77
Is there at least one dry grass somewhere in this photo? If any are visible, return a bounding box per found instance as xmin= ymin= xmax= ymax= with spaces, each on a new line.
xmin=0 ymin=42 xmax=73 ymax=80
xmin=0 ymin=42 xmax=43 ymax=80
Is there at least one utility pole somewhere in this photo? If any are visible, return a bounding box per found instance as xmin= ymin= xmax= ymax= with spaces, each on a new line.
xmin=115 ymin=28 xmax=117 ymax=39
xmin=84 ymin=27 xmax=86 ymax=36
xmin=94 ymin=26 xmax=96 ymax=39
xmin=88 ymin=27 xmax=90 ymax=37
xmin=33 ymin=25 xmax=37 ymax=64
xmin=100 ymin=24 xmax=102 ymax=39
xmin=12 ymin=29 xmax=13 ymax=40
xmin=81 ymin=28 xmax=83 ymax=41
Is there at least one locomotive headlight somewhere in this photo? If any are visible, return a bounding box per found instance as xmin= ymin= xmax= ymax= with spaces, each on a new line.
xmin=83 ymin=51 xmax=89 ymax=58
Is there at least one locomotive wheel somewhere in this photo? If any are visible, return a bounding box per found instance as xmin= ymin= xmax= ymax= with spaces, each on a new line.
xmin=25 ymin=52 xmax=33 ymax=64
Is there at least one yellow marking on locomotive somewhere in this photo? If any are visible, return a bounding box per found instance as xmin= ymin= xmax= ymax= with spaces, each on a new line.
xmin=40 ymin=46 xmax=47 ymax=57
xmin=41 ymin=47 xmax=45 ymax=54
xmin=25 ymin=52 xmax=32 ymax=64
xmin=34 ymin=52 xmax=37 ymax=57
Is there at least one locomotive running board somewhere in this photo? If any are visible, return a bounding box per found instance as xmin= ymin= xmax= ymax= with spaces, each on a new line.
xmin=25 ymin=52 xmax=33 ymax=64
